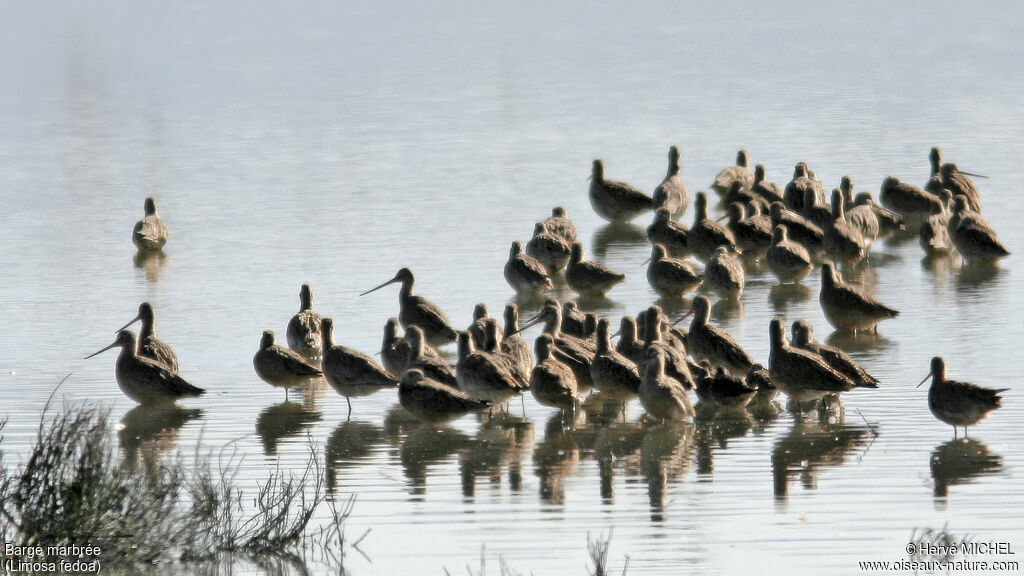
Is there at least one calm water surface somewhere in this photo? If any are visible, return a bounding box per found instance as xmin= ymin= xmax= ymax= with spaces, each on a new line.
xmin=1 ymin=1 xmax=1022 ymax=574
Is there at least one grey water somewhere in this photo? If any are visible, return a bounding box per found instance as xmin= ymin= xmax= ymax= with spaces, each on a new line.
xmin=1 ymin=1 xmax=1022 ymax=574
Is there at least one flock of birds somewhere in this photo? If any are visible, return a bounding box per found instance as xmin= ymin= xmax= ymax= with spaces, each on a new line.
xmin=87 ymin=146 xmax=1010 ymax=439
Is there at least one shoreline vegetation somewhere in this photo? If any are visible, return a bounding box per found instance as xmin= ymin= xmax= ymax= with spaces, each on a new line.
xmin=0 ymin=395 xmax=627 ymax=575
xmin=0 ymin=395 xmax=357 ymax=572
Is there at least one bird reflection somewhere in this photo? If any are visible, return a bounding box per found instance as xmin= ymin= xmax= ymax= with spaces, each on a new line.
xmin=132 ymin=250 xmax=167 ymax=282
xmin=325 ymin=420 xmax=385 ymax=493
xmin=400 ymin=422 xmax=474 ymax=496
xmin=119 ymin=404 xmax=202 ymax=475
xmin=930 ymin=438 xmax=1002 ymax=498
xmin=459 ymin=411 xmax=535 ymax=498
xmin=825 ymin=330 xmax=895 ymax=354
xmin=641 ymin=421 xmax=695 ymax=521
xmin=255 ymin=401 xmax=322 ymax=455
xmin=921 ymin=252 xmax=957 ymax=278
xmin=533 ymin=413 xmax=582 ymax=505
xmin=654 ymin=295 xmax=695 ymax=320
xmin=955 ymin=262 xmax=1004 ymax=292
xmin=694 ymin=403 xmax=753 ymax=476
xmin=592 ymin=418 xmax=645 ymax=504
xmin=383 ymin=404 xmax=425 ymax=445
xmin=591 ymin=222 xmax=648 ymax=257
xmin=771 ymin=416 xmax=872 ymax=502
xmin=768 ymin=282 xmax=811 ymax=312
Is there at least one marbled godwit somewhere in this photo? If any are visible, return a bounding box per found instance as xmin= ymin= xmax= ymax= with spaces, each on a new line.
xmin=704 ymin=246 xmax=744 ymax=299
xmin=767 ymin=319 xmax=861 ymax=404
xmin=531 ymin=334 xmax=581 ymax=412
xmin=132 ymin=197 xmax=169 ymax=252
xmin=515 ymin=300 xmax=596 ymax=387
xmin=919 ymin=190 xmax=954 ymax=255
xmin=682 ymin=296 xmax=754 ymax=375
xmin=380 ymin=317 xmax=410 ymax=377
xmin=639 ymin=348 xmax=694 ymax=422
xmin=566 ymin=242 xmax=625 ymax=297
xmin=724 ymin=181 xmax=769 ymax=214
xmin=918 ymin=357 xmax=1006 ymax=437
xmin=819 ymin=263 xmax=899 ymax=332
xmin=467 ymin=303 xmax=493 ymax=350
xmin=939 ymin=163 xmax=982 ymax=212
xmin=505 ymin=240 xmax=552 ymax=294
xmin=526 ymin=222 xmax=572 ymax=274
xmin=321 ymin=317 xmax=398 ymax=415
xmin=589 ymin=159 xmax=653 ymax=223
xmin=484 ymin=318 xmax=531 ymax=384
xmin=949 ymin=195 xmax=1010 ymax=263
xmin=712 ymin=150 xmax=754 ymax=196
xmin=842 ymin=178 xmax=880 ymax=243
xmin=696 ymin=365 xmax=756 ymax=408
xmin=783 ymin=163 xmax=825 ymax=213
xmin=823 ymin=189 xmax=867 ymax=261
xmin=561 ymin=301 xmax=589 ymax=339
xmin=457 ymin=331 xmax=529 ymax=404
xmin=590 ymin=318 xmax=641 ymax=398
xmin=502 ymin=304 xmax=534 ymax=379
xmin=539 ymin=206 xmax=578 ymax=244
xmin=253 ymin=330 xmax=322 ymax=400
xmin=400 ymin=369 xmax=490 ymax=423
xmin=287 ymin=284 xmax=324 ymax=358
xmin=751 ymin=164 xmax=784 ymax=204
xmin=924 ymin=147 xmax=946 ymax=194
xmin=652 ymin=146 xmax=689 ymax=218
xmin=646 ymin=243 xmax=702 ymax=298
xmin=689 ymin=193 xmax=738 ymax=260
xmin=117 ymin=301 xmax=178 ymax=373
xmin=880 ymin=177 xmax=944 ymax=217
xmin=642 ymin=306 xmax=695 ymax=390
xmin=801 ymin=187 xmax=833 ymax=230
xmin=769 ymin=202 xmax=824 ymax=251
xmin=854 ymin=191 xmax=905 ymax=233
xmin=616 ymin=316 xmax=645 ymax=366
xmin=646 ymin=208 xmax=690 ymax=257
xmin=360 ymin=268 xmax=458 ymax=347
xmin=726 ymin=202 xmax=772 ymax=253
xmin=86 ymin=330 xmax=204 ymax=404
xmin=790 ymin=320 xmax=878 ymax=387
xmin=766 ymin=225 xmax=812 ymax=283
xmin=398 ymin=325 xmax=458 ymax=388
xmin=745 ymin=363 xmax=776 ymax=396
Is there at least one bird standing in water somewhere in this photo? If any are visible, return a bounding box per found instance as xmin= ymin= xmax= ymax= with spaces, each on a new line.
xmin=118 ymin=301 xmax=179 ymax=374
xmin=287 ymin=284 xmax=324 ymax=359
xmin=918 ymin=357 xmax=1005 ymax=438
xmin=360 ymin=268 xmax=458 ymax=347
xmin=133 ymin=197 xmax=169 ymax=252
xmin=589 ymin=159 xmax=654 ymax=223
xmin=86 ymin=330 xmax=204 ymax=404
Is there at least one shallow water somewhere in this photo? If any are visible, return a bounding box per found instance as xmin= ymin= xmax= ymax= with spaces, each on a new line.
xmin=1 ymin=1 xmax=1023 ymax=574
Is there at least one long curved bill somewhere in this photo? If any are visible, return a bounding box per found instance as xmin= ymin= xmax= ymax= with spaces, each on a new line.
xmin=360 ymin=274 xmax=400 ymax=297
xmin=85 ymin=340 xmax=119 ymax=359
xmin=959 ymin=170 xmax=988 ymax=179
xmin=117 ymin=313 xmax=142 ymax=333
xmin=506 ymin=313 xmax=544 ymax=338
xmin=671 ymin=309 xmax=695 ymax=326
xmin=916 ymin=372 xmax=933 ymax=388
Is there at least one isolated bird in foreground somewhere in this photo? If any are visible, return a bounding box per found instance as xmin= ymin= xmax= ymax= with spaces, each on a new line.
xmin=918 ymin=356 xmax=1005 ymax=438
